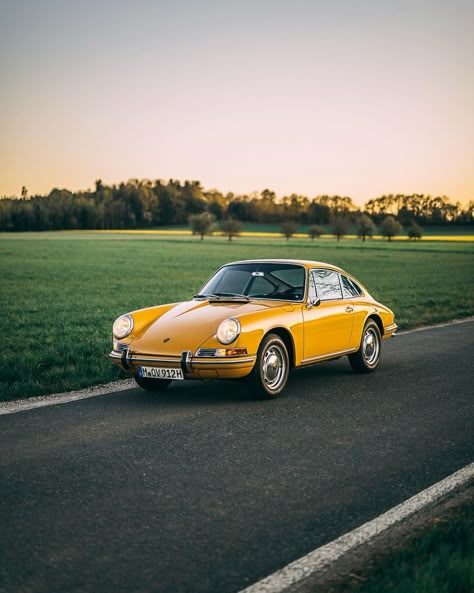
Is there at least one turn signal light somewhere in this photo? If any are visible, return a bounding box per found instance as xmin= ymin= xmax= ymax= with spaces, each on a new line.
xmin=216 ymin=348 xmax=248 ymax=357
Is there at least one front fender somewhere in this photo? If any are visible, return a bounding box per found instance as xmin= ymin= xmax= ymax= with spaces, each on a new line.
xmin=114 ymin=302 xmax=180 ymax=345
xmin=196 ymin=304 xmax=303 ymax=362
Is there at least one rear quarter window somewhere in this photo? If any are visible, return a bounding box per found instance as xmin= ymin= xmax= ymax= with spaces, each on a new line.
xmin=341 ymin=275 xmax=363 ymax=298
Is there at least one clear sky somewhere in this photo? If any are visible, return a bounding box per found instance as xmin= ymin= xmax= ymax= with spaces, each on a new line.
xmin=1 ymin=0 xmax=473 ymax=205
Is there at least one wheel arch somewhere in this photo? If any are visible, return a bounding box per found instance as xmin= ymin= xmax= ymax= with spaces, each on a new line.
xmin=264 ymin=327 xmax=295 ymax=368
xmin=366 ymin=314 xmax=384 ymax=337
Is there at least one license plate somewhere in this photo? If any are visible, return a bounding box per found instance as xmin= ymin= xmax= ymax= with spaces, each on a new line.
xmin=138 ymin=366 xmax=184 ymax=380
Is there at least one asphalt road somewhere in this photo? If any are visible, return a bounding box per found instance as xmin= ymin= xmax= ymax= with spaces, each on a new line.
xmin=1 ymin=321 xmax=473 ymax=593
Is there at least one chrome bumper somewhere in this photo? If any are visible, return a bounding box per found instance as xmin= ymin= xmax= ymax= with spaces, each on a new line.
xmin=109 ymin=349 xmax=256 ymax=373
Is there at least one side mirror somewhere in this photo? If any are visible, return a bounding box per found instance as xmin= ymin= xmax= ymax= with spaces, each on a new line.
xmin=306 ymin=297 xmax=321 ymax=309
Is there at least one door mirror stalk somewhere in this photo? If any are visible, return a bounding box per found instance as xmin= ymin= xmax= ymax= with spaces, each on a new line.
xmin=306 ymin=297 xmax=321 ymax=309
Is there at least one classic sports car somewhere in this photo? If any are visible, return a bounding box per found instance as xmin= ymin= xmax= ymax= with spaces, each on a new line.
xmin=110 ymin=259 xmax=397 ymax=398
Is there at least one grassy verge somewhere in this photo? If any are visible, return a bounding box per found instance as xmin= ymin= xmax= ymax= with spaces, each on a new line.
xmin=351 ymin=497 xmax=474 ymax=593
xmin=1 ymin=232 xmax=473 ymax=401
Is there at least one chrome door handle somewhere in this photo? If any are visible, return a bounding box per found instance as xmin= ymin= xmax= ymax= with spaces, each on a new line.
xmin=345 ymin=305 xmax=354 ymax=313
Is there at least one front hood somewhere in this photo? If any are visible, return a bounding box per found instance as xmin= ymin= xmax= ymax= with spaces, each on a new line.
xmin=130 ymin=299 xmax=278 ymax=355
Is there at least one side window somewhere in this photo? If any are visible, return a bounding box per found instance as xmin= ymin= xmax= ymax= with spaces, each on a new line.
xmin=311 ymin=269 xmax=343 ymax=300
xmin=341 ymin=275 xmax=362 ymax=298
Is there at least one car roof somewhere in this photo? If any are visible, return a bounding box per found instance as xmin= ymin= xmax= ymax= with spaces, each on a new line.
xmin=223 ymin=259 xmax=344 ymax=272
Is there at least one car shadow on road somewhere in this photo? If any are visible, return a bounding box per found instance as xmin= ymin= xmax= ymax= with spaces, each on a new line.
xmin=118 ymin=357 xmax=356 ymax=410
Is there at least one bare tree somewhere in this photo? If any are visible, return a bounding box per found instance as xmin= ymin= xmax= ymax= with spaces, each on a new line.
xmin=220 ymin=217 xmax=242 ymax=241
xmin=189 ymin=212 xmax=216 ymax=240
xmin=356 ymin=214 xmax=375 ymax=242
xmin=308 ymin=225 xmax=325 ymax=241
xmin=280 ymin=221 xmax=299 ymax=241
xmin=380 ymin=215 xmax=402 ymax=242
xmin=407 ymin=221 xmax=423 ymax=240
xmin=330 ymin=215 xmax=350 ymax=242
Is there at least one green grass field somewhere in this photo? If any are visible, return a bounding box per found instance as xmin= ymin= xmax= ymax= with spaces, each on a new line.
xmin=354 ymin=498 xmax=474 ymax=593
xmin=1 ymin=232 xmax=473 ymax=401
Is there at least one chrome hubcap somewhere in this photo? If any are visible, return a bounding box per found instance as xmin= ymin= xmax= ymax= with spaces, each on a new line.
xmin=362 ymin=327 xmax=379 ymax=366
xmin=262 ymin=345 xmax=286 ymax=390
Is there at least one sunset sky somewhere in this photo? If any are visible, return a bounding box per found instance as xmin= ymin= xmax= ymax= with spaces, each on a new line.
xmin=1 ymin=0 xmax=473 ymax=205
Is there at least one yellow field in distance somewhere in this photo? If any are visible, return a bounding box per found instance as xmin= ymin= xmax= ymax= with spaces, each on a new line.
xmin=69 ymin=230 xmax=474 ymax=241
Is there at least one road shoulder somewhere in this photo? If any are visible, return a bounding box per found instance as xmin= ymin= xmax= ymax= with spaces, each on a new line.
xmin=238 ymin=464 xmax=474 ymax=593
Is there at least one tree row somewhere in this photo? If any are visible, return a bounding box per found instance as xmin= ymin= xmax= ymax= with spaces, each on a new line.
xmin=0 ymin=178 xmax=472 ymax=232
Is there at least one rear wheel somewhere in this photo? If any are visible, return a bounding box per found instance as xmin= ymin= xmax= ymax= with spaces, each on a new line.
xmin=135 ymin=376 xmax=172 ymax=392
xmin=349 ymin=319 xmax=381 ymax=373
xmin=248 ymin=333 xmax=289 ymax=399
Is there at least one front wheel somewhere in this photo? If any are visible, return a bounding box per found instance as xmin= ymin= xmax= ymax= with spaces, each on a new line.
xmin=349 ymin=320 xmax=381 ymax=373
xmin=248 ymin=333 xmax=289 ymax=399
xmin=135 ymin=376 xmax=172 ymax=392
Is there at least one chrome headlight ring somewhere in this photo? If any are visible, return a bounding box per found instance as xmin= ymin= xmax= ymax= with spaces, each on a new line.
xmin=113 ymin=314 xmax=134 ymax=339
xmin=216 ymin=317 xmax=241 ymax=345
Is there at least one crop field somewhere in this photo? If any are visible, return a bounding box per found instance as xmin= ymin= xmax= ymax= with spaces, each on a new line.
xmin=1 ymin=232 xmax=473 ymax=401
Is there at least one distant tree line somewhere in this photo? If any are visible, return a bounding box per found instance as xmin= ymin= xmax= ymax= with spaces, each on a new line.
xmin=0 ymin=179 xmax=472 ymax=232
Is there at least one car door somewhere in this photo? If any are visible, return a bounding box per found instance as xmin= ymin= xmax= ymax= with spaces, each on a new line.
xmin=302 ymin=268 xmax=355 ymax=363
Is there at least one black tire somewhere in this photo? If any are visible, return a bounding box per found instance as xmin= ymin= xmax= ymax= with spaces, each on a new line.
xmin=349 ymin=319 xmax=381 ymax=373
xmin=248 ymin=333 xmax=289 ymax=399
xmin=135 ymin=376 xmax=172 ymax=392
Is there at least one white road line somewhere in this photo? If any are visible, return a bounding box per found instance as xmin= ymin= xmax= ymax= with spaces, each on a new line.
xmin=0 ymin=379 xmax=135 ymax=415
xmin=238 ymin=462 xmax=474 ymax=593
xmin=1 ymin=317 xmax=473 ymax=416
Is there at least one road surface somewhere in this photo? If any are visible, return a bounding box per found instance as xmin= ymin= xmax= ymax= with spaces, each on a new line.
xmin=1 ymin=321 xmax=473 ymax=593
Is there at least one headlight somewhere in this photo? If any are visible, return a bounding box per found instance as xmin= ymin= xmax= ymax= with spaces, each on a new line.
xmin=113 ymin=314 xmax=134 ymax=339
xmin=216 ymin=318 xmax=240 ymax=345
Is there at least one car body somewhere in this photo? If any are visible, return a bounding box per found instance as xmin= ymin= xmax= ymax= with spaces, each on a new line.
xmin=110 ymin=259 xmax=397 ymax=398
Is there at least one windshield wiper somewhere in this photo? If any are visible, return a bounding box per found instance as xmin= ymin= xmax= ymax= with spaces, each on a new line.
xmin=214 ymin=292 xmax=250 ymax=300
xmin=193 ymin=292 xmax=250 ymax=301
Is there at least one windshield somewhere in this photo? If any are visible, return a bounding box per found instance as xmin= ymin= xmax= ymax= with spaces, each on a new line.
xmin=198 ymin=263 xmax=306 ymax=301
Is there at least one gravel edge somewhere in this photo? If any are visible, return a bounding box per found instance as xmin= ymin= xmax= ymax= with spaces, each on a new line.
xmin=0 ymin=379 xmax=135 ymax=415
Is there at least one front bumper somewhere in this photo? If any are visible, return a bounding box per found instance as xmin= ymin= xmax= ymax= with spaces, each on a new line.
xmin=109 ymin=348 xmax=256 ymax=380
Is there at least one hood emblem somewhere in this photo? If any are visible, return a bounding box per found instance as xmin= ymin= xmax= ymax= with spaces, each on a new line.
xmin=163 ymin=337 xmax=170 ymax=343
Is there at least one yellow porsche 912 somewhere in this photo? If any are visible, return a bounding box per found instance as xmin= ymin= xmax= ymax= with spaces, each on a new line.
xmin=110 ymin=259 xmax=397 ymax=398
